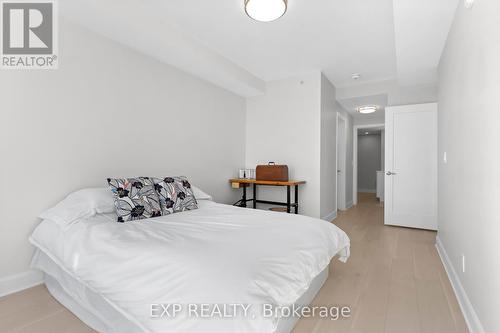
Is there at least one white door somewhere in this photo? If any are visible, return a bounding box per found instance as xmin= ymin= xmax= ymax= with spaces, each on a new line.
xmin=385 ymin=103 xmax=437 ymax=230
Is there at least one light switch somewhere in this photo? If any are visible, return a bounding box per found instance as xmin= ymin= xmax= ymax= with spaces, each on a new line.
xmin=443 ymin=152 xmax=447 ymax=164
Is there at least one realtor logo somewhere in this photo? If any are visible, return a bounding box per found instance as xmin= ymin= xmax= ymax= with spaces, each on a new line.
xmin=1 ymin=0 xmax=58 ymax=69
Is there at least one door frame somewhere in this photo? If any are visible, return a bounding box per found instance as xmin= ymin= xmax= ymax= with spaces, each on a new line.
xmin=336 ymin=112 xmax=348 ymax=210
xmin=352 ymin=122 xmax=385 ymax=206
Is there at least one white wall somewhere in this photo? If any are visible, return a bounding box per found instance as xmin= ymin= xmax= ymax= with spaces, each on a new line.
xmin=344 ymin=112 xmax=355 ymax=208
xmin=357 ymin=134 xmax=382 ymax=192
xmin=320 ymin=75 xmax=354 ymax=218
xmin=388 ymin=83 xmax=438 ymax=106
xmin=381 ymin=129 xmax=385 ymax=171
xmin=246 ymin=72 xmax=353 ymax=219
xmin=246 ymin=73 xmax=322 ymax=217
xmin=0 ymin=20 xmax=246 ymax=280
xmin=438 ymin=1 xmax=500 ymax=332
xmin=353 ymin=113 xmax=385 ymax=126
xmin=320 ymin=76 xmax=337 ymax=219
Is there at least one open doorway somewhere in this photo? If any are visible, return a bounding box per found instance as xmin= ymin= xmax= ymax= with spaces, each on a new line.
xmin=353 ymin=124 xmax=385 ymax=205
xmin=336 ymin=113 xmax=347 ymax=211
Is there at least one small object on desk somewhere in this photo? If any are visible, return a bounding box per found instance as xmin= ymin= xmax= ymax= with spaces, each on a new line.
xmin=238 ymin=169 xmax=256 ymax=179
xmin=229 ymin=178 xmax=306 ymax=214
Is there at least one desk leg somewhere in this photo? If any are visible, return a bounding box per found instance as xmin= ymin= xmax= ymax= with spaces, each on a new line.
xmin=253 ymin=183 xmax=257 ymax=209
xmin=295 ymin=185 xmax=299 ymax=214
xmin=286 ymin=186 xmax=291 ymax=213
xmin=242 ymin=185 xmax=247 ymax=208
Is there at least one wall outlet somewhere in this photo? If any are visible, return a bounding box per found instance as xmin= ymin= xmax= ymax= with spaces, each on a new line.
xmin=462 ymin=255 xmax=466 ymax=273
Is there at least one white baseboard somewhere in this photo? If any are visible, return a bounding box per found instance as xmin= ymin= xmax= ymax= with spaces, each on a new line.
xmin=322 ymin=210 xmax=337 ymax=222
xmin=345 ymin=201 xmax=353 ymax=209
xmin=0 ymin=270 xmax=44 ymax=298
xmin=358 ymin=189 xmax=376 ymax=193
xmin=435 ymin=237 xmax=485 ymax=333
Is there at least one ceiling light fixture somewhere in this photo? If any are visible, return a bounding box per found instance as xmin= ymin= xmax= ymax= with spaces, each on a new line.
xmin=245 ymin=0 xmax=288 ymax=22
xmin=357 ymin=106 xmax=378 ymax=114
xmin=351 ymin=73 xmax=361 ymax=80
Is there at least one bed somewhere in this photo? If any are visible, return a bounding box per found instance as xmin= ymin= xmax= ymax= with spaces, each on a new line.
xmin=30 ymin=199 xmax=350 ymax=333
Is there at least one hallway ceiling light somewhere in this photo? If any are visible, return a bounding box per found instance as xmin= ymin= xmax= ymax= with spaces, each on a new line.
xmin=357 ymin=106 xmax=378 ymax=114
xmin=245 ymin=0 xmax=288 ymax=22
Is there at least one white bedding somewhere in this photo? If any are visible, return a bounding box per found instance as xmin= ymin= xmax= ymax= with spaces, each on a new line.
xmin=30 ymin=201 xmax=350 ymax=333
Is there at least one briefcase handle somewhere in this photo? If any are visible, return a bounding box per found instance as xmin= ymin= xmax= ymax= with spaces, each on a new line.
xmin=268 ymin=162 xmax=276 ymax=165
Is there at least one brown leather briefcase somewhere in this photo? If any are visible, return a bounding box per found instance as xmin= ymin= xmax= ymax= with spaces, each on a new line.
xmin=256 ymin=162 xmax=289 ymax=181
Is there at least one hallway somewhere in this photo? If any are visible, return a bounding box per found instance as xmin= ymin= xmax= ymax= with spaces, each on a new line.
xmin=293 ymin=193 xmax=468 ymax=333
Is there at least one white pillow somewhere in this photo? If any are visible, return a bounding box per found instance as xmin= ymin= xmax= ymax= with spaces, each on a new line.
xmin=39 ymin=188 xmax=115 ymax=227
xmin=192 ymin=186 xmax=213 ymax=201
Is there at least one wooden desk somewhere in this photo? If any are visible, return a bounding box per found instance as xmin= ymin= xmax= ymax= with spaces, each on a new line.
xmin=229 ymin=179 xmax=306 ymax=214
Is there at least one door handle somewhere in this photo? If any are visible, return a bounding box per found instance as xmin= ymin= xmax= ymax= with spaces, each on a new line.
xmin=386 ymin=171 xmax=397 ymax=176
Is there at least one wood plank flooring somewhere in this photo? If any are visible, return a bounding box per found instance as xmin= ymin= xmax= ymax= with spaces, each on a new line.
xmin=0 ymin=193 xmax=468 ymax=333
xmin=293 ymin=193 xmax=468 ymax=333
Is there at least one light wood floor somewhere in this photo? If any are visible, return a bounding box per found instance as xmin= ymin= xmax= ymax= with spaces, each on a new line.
xmin=1 ymin=193 xmax=468 ymax=333
xmin=293 ymin=193 xmax=468 ymax=333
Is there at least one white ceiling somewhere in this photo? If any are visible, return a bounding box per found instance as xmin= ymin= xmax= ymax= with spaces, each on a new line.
xmin=158 ymin=0 xmax=399 ymax=87
xmin=60 ymin=0 xmax=266 ymax=97
xmin=393 ymin=0 xmax=459 ymax=86
xmin=61 ymin=0 xmax=459 ymax=106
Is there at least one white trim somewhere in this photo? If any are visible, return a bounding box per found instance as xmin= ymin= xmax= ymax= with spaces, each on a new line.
xmin=435 ymin=237 xmax=486 ymax=333
xmin=336 ymin=112 xmax=348 ymax=211
xmin=322 ymin=210 xmax=337 ymax=222
xmin=0 ymin=269 xmax=44 ymax=298
xmin=352 ymin=122 xmax=385 ymax=205
xmin=345 ymin=201 xmax=353 ymax=209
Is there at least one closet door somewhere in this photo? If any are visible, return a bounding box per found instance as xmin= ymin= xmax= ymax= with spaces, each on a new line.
xmin=385 ymin=103 xmax=437 ymax=230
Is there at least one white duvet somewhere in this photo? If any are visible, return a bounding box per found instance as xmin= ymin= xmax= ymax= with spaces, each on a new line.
xmin=30 ymin=201 xmax=350 ymax=333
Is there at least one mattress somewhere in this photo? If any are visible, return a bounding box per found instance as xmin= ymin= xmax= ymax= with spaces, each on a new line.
xmin=33 ymin=250 xmax=328 ymax=333
xmin=30 ymin=200 xmax=350 ymax=333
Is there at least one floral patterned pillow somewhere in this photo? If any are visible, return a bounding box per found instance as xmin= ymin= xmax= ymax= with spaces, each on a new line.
xmin=152 ymin=176 xmax=198 ymax=215
xmin=107 ymin=177 xmax=162 ymax=222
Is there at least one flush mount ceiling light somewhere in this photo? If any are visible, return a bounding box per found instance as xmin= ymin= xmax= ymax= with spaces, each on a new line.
xmin=245 ymin=0 xmax=288 ymax=22
xmin=357 ymin=106 xmax=378 ymax=114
